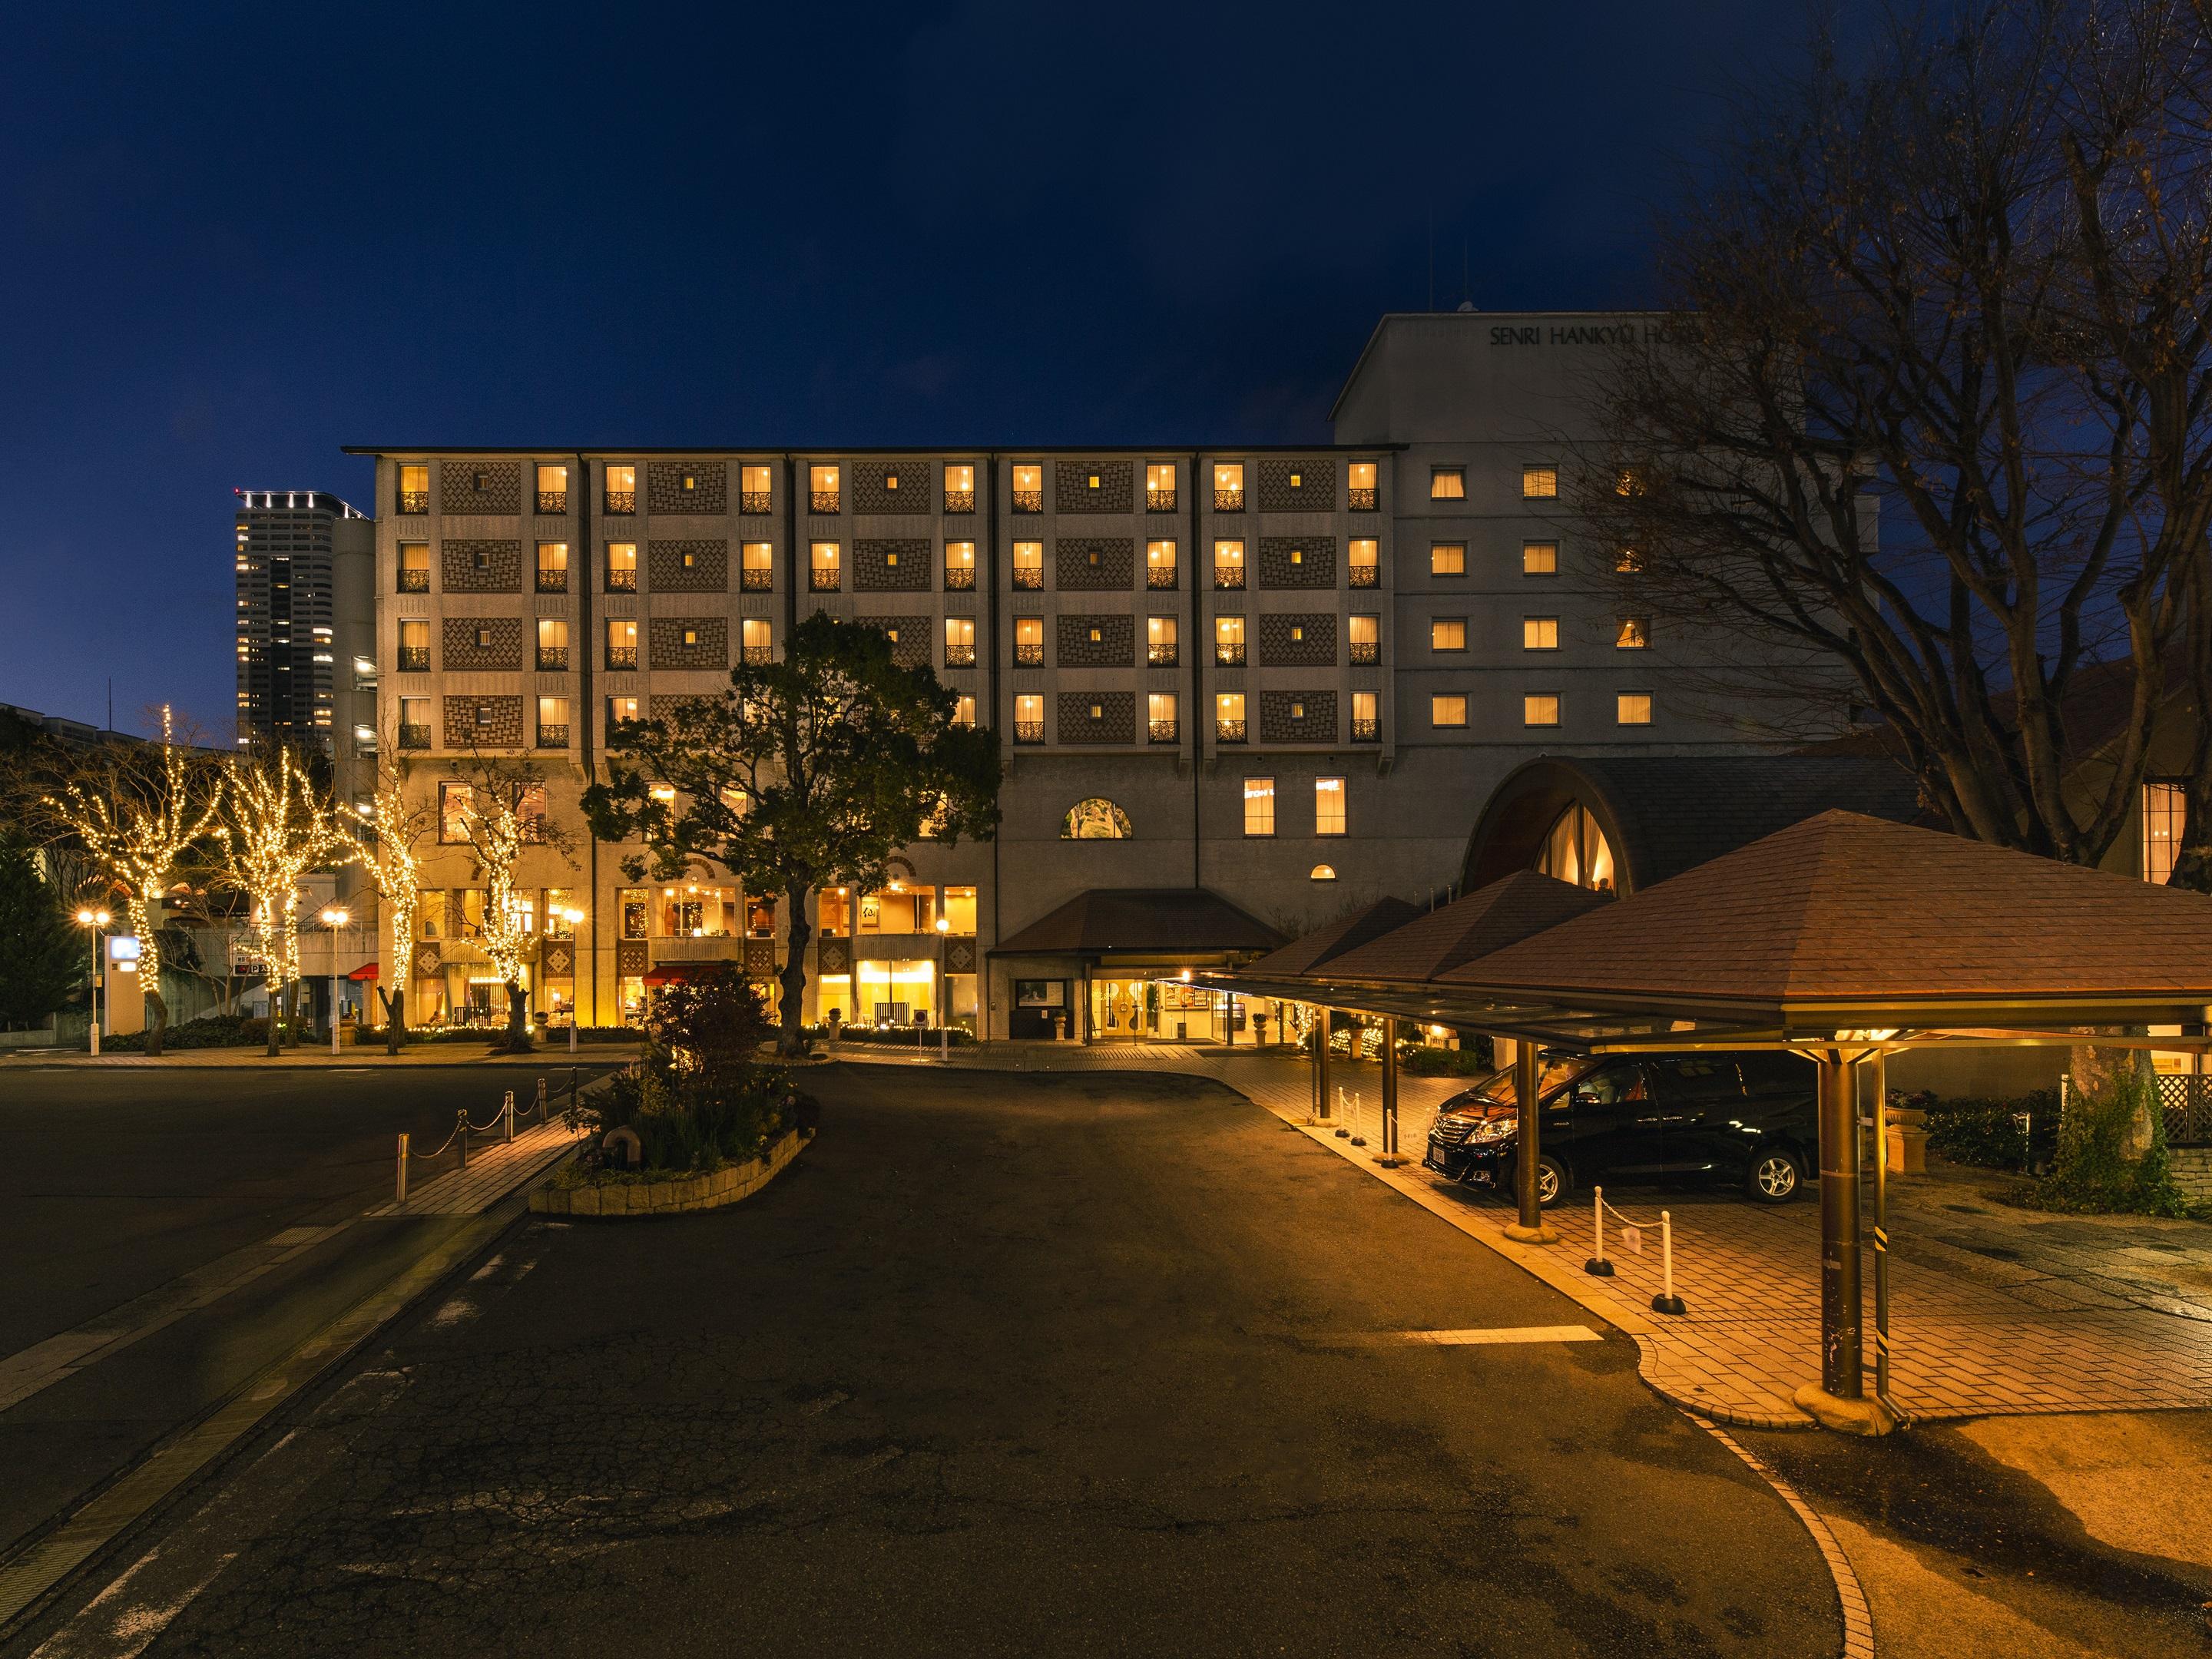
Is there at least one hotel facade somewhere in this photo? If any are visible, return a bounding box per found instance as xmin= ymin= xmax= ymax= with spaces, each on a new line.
xmin=350 ymin=312 xmax=1798 ymax=1041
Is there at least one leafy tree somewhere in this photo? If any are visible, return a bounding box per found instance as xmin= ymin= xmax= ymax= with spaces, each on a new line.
xmin=585 ymin=614 xmax=1002 ymax=1055
xmin=0 ymin=832 xmax=83 ymax=1031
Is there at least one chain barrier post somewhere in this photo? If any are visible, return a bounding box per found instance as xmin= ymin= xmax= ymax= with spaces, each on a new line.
xmin=1584 ymin=1185 xmax=1614 ymax=1276
xmin=503 ymin=1089 xmax=515 ymax=1142
xmin=568 ymin=1019 xmax=578 ymax=1056
xmin=1651 ymin=1210 xmax=1686 ymax=1315
xmin=458 ymin=1107 xmax=470 ymax=1171
xmin=535 ymin=1076 xmax=547 ymax=1123
xmin=396 ymin=1132 xmax=409 ymax=1207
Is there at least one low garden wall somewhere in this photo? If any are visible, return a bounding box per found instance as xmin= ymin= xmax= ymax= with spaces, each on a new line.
xmin=530 ymin=1125 xmax=812 ymax=1219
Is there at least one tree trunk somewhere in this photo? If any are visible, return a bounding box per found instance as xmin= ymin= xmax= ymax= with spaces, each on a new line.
xmin=777 ymin=878 xmax=814 ymax=1056
xmin=502 ymin=980 xmax=531 ymax=1051
xmin=380 ymin=985 xmax=406 ymax=1055
xmin=2068 ymin=1035 xmax=2158 ymax=1162
xmin=266 ymin=978 xmax=282 ymax=1056
xmin=143 ymin=986 xmax=167 ymax=1058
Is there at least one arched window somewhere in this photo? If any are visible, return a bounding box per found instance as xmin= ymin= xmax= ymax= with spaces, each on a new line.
xmin=1309 ymin=863 xmax=1337 ymax=881
xmin=1535 ymin=804 xmax=1616 ymax=892
xmin=1061 ymin=797 xmax=1133 ymax=839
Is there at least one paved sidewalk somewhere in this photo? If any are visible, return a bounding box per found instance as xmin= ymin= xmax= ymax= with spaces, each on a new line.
xmin=838 ymin=1041 xmax=2212 ymax=1429
xmin=2 ymin=1044 xmax=639 ymax=1068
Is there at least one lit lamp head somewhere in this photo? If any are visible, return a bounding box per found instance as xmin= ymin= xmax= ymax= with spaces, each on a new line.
xmin=77 ymin=908 xmax=111 ymax=928
xmin=320 ymin=907 xmax=349 ymax=929
xmin=935 ymin=918 xmax=949 ymax=935
xmin=561 ymin=908 xmax=584 ymax=926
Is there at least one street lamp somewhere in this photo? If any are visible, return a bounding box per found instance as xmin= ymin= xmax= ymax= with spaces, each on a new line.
xmin=560 ymin=907 xmax=585 ymax=1051
xmin=75 ymin=908 xmax=110 ymax=1056
xmin=934 ymin=916 xmax=952 ymax=1061
xmin=320 ymin=906 xmax=349 ymax=1055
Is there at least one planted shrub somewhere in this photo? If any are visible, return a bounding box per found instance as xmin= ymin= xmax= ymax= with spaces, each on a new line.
xmin=2040 ymin=1070 xmax=2186 ymax=1217
xmin=1922 ymin=1088 xmax=2059 ymax=1172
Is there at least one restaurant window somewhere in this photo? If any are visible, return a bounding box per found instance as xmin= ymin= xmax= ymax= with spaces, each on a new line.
xmin=943 ymin=886 xmax=978 ymax=934
xmin=438 ymin=781 xmax=474 ymax=842
xmin=1429 ymin=466 xmax=1465 ymax=500
xmin=1431 ymin=694 xmax=1468 ymax=728
xmin=1616 ymin=693 xmax=1653 ymax=726
xmin=1524 ymin=541 xmax=1559 ymax=575
xmin=817 ymin=889 xmax=850 ymax=936
xmin=1430 ymin=618 xmax=1466 ymax=652
xmin=1523 ymin=617 xmax=1559 ymax=651
xmin=1617 ymin=618 xmax=1649 ymax=649
xmin=1243 ymin=777 xmax=1275 ymax=837
xmin=417 ymin=890 xmax=447 ymax=940
xmin=746 ymin=896 xmax=777 ymax=939
xmin=1431 ymin=543 xmax=1465 ymax=575
xmin=2144 ymin=782 xmax=2187 ymax=882
xmin=859 ymin=884 xmax=936 ymax=934
xmin=1062 ymin=797 xmax=1134 ymax=839
xmin=1525 ymin=694 xmax=1561 ymax=727
xmin=1522 ymin=465 xmax=1558 ymax=499
xmin=657 ymin=883 xmax=740 ymax=939
xmin=1315 ymin=777 xmax=1346 ymax=836
xmin=616 ymin=888 xmax=649 ymax=941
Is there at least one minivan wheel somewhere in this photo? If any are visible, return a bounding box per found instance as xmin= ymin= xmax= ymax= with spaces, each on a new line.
xmin=1510 ymin=1154 xmax=1568 ymax=1208
xmin=1747 ymin=1151 xmax=1803 ymax=1204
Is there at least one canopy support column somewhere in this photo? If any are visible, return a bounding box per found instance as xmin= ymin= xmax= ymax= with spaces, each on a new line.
xmin=1378 ymin=1017 xmax=1403 ymax=1165
xmin=1314 ymin=1005 xmax=1333 ymax=1124
xmin=1502 ymin=1039 xmax=1557 ymax=1244
xmin=1794 ymin=1046 xmax=1894 ymax=1435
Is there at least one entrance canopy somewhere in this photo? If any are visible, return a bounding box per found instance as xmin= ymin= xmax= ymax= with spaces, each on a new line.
xmin=992 ymin=888 xmax=1283 ymax=959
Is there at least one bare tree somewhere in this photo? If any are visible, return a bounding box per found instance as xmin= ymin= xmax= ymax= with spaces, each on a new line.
xmin=1575 ymin=1 xmax=2212 ymax=873
xmin=359 ymin=747 xmax=436 ymax=1054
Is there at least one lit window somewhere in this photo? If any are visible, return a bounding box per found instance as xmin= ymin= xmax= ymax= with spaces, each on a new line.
xmin=682 ymin=628 xmax=700 ymax=647
xmin=2144 ymin=782 xmax=2185 ymax=883
xmin=1310 ymin=864 xmax=1337 ymax=882
xmin=1349 ymin=614 xmax=1379 ymax=652
xmin=608 ymin=695 xmax=639 ymax=725
xmin=475 ymin=626 xmax=492 ymax=647
xmin=1431 ymin=543 xmax=1465 ymax=575
xmin=1148 ymin=690 xmax=1177 ymax=729
xmin=1088 ymin=473 xmax=1101 ymax=490
xmin=1349 ymin=538 xmax=1379 ymax=580
xmin=1290 ymin=624 xmax=1304 ymax=641
xmin=1522 ymin=465 xmax=1558 ymax=498
xmin=1523 ymin=618 xmax=1559 ymax=651
xmin=1617 ymin=546 xmax=1645 ymax=574
xmin=741 ymin=464 xmax=772 ymax=504
xmin=1015 ymin=616 xmax=1043 ymax=651
xmin=952 ymin=694 xmax=976 ymax=727
xmin=743 ymin=541 xmax=772 ymax=579
xmin=1147 ymin=614 xmax=1177 ymax=649
xmin=1214 ymin=540 xmax=1245 ymax=578
xmin=884 ymin=470 xmax=902 ymax=492
xmin=944 ymin=462 xmax=974 ymax=498
xmin=1617 ymin=618 xmax=1649 ymax=649
xmin=1015 ymin=692 xmax=1043 ymax=734
xmin=1215 ymin=462 xmax=1244 ymax=500
xmin=1243 ymin=777 xmax=1276 ymax=836
xmin=1430 ymin=467 xmax=1465 ymax=500
xmin=743 ymin=618 xmax=772 ymax=654
xmin=1147 ymin=538 xmax=1177 ymax=575
xmin=398 ymin=464 xmax=429 ymax=504
xmin=1525 ymin=694 xmax=1561 ymax=727
xmin=944 ymin=616 xmax=975 ymax=656
xmin=1217 ymin=690 xmax=1246 ymax=730
xmin=1432 ymin=694 xmax=1468 ymax=728
xmin=1524 ymin=541 xmax=1558 ymax=575
xmin=1062 ymin=797 xmax=1133 ymax=839
xmin=1353 ymin=690 xmax=1377 ymax=727
xmin=810 ymin=541 xmax=841 ymax=576
xmin=1431 ymin=618 xmax=1466 ymax=651
xmin=810 ymin=464 xmax=839 ymax=500
xmin=536 ymin=462 xmax=567 ymax=498
xmin=537 ymin=694 xmax=570 ymax=730
xmin=606 ymin=541 xmax=637 ymax=583
xmin=1616 ymin=694 xmax=1653 ymax=726
xmin=1012 ymin=463 xmax=1041 ymax=496
xmin=1315 ymin=777 xmax=1346 ymax=836
xmin=1349 ymin=461 xmax=1376 ymax=495
xmin=1013 ymin=541 xmax=1043 ymax=582
xmin=945 ymin=539 xmax=975 ymax=576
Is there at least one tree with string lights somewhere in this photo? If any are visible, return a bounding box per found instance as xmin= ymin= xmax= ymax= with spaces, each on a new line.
xmin=359 ymin=746 xmax=436 ymax=1054
xmin=446 ymin=753 xmax=571 ymax=1051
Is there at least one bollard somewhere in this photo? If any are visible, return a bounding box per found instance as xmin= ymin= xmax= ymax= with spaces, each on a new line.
xmin=458 ymin=1107 xmax=470 ymax=1171
xmin=1651 ymin=1210 xmax=1686 ymax=1315
xmin=1349 ymin=1090 xmax=1367 ymax=1147
xmin=1584 ymin=1185 xmax=1614 ymax=1276
xmin=535 ymin=1076 xmax=548 ymax=1124
xmin=504 ymin=1089 xmax=515 ymax=1142
xmin=396 ymin=1132 xmax=409 ymax=1207
xmin=1335 ymin=1085 xmax=1353 ymax=1138
xmin=568 ymin=1021 xmax=578 ymax=1055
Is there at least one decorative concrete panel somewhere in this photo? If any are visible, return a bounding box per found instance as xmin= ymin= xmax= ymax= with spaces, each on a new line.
xmin=1257 ymin=535 xmax=1336 ymax=589
xmin=944 ymin=936 xmax=978 ymax=973
xmin=1257 ymin=613 xmax=1336 ymax=666
xmin=818 ymin=937 xmax=853 ymax=976
xmin=442 ymin=539 xmax=523 ymax=592
xmin=649 ymin=694 xmax=714 ymax=723
xmin=854 ymin=538 xmax=931 ymax=591
xmin=1055 ymin=538 xmax=1134 ymax=591
xmin=1257 ymin=458 xmax=1337 ymax=512
xmin=649 ymin=617 xmax=729 ymax=670
xmin=1056 ymin=690 xmax=1135 ymax=743
xmin=1260 ymin=690 xmax=1337 ymax=744
xmin=1055 ymin=459 xmax=1133 ymax=514
xmin=1057 ymin=614 xmax=1134 ymax=667
xmin=443 ymin=694 xmax=524 ymax=748
xmin=647 ymin=461 xmax=727 ymax=515
xmin=851 ymin=463 xmax=929 ymax=515
xmin=856 ymin=616 xmax=931 ymax=668
xmin=439 ymin=461 xmax=520 ymax=515
xmin=616 ymin=939 xmax=649 ymax=975
xmin=443 ymin=616 xmax=525 ymax=671
xmin=647 ymin=540 xmax=728 ymax=591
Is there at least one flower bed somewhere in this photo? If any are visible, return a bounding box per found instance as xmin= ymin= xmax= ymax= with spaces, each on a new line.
xmin=532 ymin=1124 xmax=813 ymax=1217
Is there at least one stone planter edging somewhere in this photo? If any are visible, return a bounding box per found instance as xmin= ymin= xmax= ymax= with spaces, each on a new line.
xmin=530 ymin=1126 xmax=813 ymax=1218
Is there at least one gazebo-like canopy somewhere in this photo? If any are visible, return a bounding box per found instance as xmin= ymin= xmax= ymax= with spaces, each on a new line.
xmin=1215 ymin=811 xmax=2212 ymax=1433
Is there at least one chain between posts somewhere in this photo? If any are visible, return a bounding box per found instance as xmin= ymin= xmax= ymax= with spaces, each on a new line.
xmin=1579 ymin=1186 xmax=1687 ymax=1316
xmin=390 ymin=1076 xmax=581 ymax=1208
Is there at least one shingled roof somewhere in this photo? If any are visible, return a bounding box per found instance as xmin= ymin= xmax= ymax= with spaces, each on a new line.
xmin=1320 ymin=873 xmax=1610 ymax=982
xmin=1241 ymin=898 xmax=1421 ymax=979
xmin=992 ymin=888 xmax=1285 ymax=957
xmin=1447 ymin=810 xmax=2212 ymax=1028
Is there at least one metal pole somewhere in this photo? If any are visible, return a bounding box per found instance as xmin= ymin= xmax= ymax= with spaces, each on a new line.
xmin=1816 ymin=1050 xmax=1863 ymax=1399
xmin=458 ymin=1108 xmax=470 ymax=1171
xmin=1871 ymin=1050 xmax=1892 ymax=1409
xmin=504 ymin=1089 xmax=515 ymax=1142
xmin=1379 ymin=1016 xmax=1401 ymax=1164
xmin=396 ymin=1132 xmax=409 ymax=1206
xmin=88 ymin=929 xmax=101 ymax=1057
xmin=1504 ymin=1039 xmax=1555 ymax=1243
xmin=1316 ymin=1005 xmax=1333 ymax=1123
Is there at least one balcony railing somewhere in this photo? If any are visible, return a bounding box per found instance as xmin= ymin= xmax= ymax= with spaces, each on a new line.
xmin=605 ymin=645 xmax=638 ymax=669
xmin=810 ymin=491 xmax=841 ymax=514
xmin=1349 ymin=565 xmax=1379 ymax=588
xmin=604 ymin=490 xmax=636 ymax=515
xmin=1352 ymin=717 xmax=1379 ymax=742
xmin=537 ymin=491 xmax=568 ymax=514
xmin=398 ymin=646 xmax=430 ymax=671
xmin=537 ymin=724 xmax=570 ymax=747
xmin=536 ymin=569 xmax=568 ymax=593
xmin=1013 ymin=567 xmax=1044 ymax=590
xmin=743 ymin=645 xmax=772 ymax=665
xmin=1015 ymin=720 xmax=1044 ymax=743
xmin=1214 ymin=643 xmax=1246 ymax=667
xmin=1145 ymin=564 xmax=1178 ymax=591
xmin=398 ymin=723 xmax=430 ymax=750
xmin=607 ymin=568 xmax=637 ymax=592
xmin=1012 ymin=489 xmax=1041 ymax=513
xmin=1214 ymin=488 xmax=1244 ymax=512
xmin=1147 ymin=643 xmax=1177 ymax=667
xmin=810 ymin=568 xmax=841 ymax=591
xmin=943 ymin=564 xmax=975 ymax=591
xmin=1215 ymin=720 xmax=1247 ymax=743
xmin=944 ymin=489 xmax=975 ymax=514
xmin=1015 ymin=643 xmax=1044 ymax=666
xmin=537 ymin=647 xmax=570 ymax=671
xmin=397 ymin=490 xmax=429 ymax=515
xmin=1349 ymin=641 xmax=1379 ymax=665
xmin=397 ymin=568 xmax=430 ymax=593
xmin=945 ymin=644 xmax=977 ymax=667
xmin=741 ymin=566 xmax=773 ymax=591
xmin=1214 ymin=567 xmax=1246 ymax=590
xmin=740 ymin=491 xmax=773 ymax=514
xmin=1148 ymin=720 xmax=1179 ymax=743
xmin=1349 ymin=487 xmax=1379 ymax=512
xmin=1147 ymin=488 xmax=1177 ymax=512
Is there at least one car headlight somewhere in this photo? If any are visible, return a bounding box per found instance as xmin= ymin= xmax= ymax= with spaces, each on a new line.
xmin=1469 ymin=1118 xmax=1517 ymax=1141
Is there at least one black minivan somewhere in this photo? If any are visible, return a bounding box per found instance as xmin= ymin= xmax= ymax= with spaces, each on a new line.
xmin=1421 ymin=1051 xmax=1817 ymax=1206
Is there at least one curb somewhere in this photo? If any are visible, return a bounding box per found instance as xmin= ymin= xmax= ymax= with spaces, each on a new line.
xmin=531 ymin=1127 xmax=813 ymax=1218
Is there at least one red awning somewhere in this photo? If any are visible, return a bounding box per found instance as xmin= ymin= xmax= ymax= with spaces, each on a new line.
xmin=642 ymin=963 xmax=724 ymax=987
xmin=348 ymin=962 xmax=380 ymax=982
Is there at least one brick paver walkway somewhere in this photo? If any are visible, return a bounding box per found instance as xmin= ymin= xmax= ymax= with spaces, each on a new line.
xmin=837 ymin=1040 xmax=2212 ymax=1429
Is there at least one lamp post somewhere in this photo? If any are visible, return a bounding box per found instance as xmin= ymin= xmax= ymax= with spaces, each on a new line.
xmin=75 ymin=908 xmax=110 ymax=1056
xmin=561 ymin=908 xmax=585 ymax=1052
xmin=934 ymin=916 xmax=951 ymax=1061
xmin=320 ymin=906 xmax=349 ymax=1055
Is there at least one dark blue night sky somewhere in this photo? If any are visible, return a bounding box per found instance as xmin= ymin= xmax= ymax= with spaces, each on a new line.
xmin=0 ymin=2 xmax=1802 ymax=737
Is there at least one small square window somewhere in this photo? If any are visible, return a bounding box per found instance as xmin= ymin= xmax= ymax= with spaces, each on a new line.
xmin=1617 ymin=693 xmax=1654 ymax=726
xmin=475 ymin=705 xmax=493 ymax=726
xmin=1290 ymin=700 xmax=1306 ymax=719
xmin=475 ymin=627 xmax=492 ymax=647
xmin=1431 ymin=695 xmax=1468 ymax=728
xmin=886 ymin=549 xmax=899 ymax=565
xmin=1430 ymin=467 xmax=1465 ymax=500
xmin=1617 ymin=618 xmax=1649 ymax=649
xmin=1090 ymin=703 xmax=1104 ymax=720
xmin=472 ymin=549 xmax=490 ymax=571
xmin=1290 ymin=548 xmax=1303 ymax=564
xmin=1525 ymin=694 xmax=1561 ymax=727
xmin=1088 ymin=550 xmax=1101 ymax=565
xmin=1088 ymin=627 xmax=1102 ymax=642
xmin=886 ymin=472 xmax=901 ymax=490
xmin=1524 ymin=541 xmax=1559 ymax=575
xmin=1290 ymin=624 xmax=1304 ymax=641
xmin=473 ymin=470 xmax=490 ymax=491
xmin=1289 ymin=472 xmax=1303 ymax=488
xmin=683 ymin=628 xmax=699 ymax=646
xmin=1522 ymin=465 xmax=1558 ymax=499
xmin=886 ymin=627 xmax=900 ymax=643
xmin=681 ymin=551 xmax=696 ymax=568
xmin=1088 ymin=474 xmax=1101 ymax=489
xmin=682 ymin=473 xmax=697 ymax=491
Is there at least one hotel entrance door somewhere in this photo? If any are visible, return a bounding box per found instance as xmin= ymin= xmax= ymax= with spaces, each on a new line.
xmin=1091 ymin=976 xmax=1154 ymax=1038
